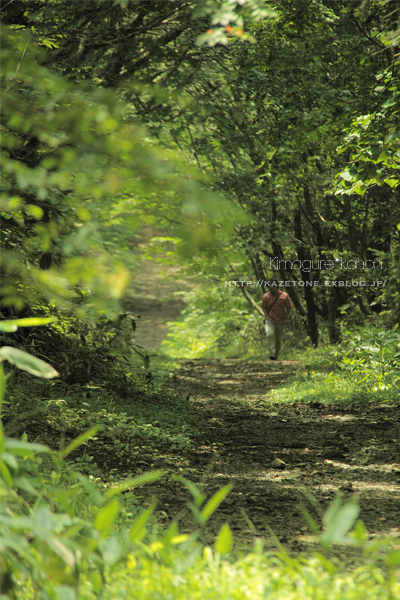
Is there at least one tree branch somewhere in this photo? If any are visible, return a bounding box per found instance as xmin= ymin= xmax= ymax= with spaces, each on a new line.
xmin=229 ymin=265 xmax=265 ymax=317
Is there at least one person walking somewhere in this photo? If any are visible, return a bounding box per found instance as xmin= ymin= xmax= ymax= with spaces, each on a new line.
xmin=261 ymin=280 xmax=292 ymax=360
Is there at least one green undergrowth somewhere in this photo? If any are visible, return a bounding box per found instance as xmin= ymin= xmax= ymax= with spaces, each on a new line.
xmin=1 ymin=310 xmax=201 ymax=482
xmin=266 ymin=330 xmax=400 ymax=406
xmin=94 ymin=548 xmax=400 ymax=600
xmin=267 ymin=370 xmax=398 ymax=406
xmin=3 ymin=374 xmax=200 ymax=483
xmin=1 ymin=320 xmax=400 ymax=600
xmin=161 ymin=285 xmax=268 ymax=359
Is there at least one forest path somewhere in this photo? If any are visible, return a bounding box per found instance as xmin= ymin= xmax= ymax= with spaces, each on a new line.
xmin=160 ymin=359 xmax=400 ymax=560
xmin=121 ymin=226 xmax=195 ymax=351
xmin=167 ymin=358 xmax=303 ymax=398
xmin=120 ymin=233 xmax=399 ymax=558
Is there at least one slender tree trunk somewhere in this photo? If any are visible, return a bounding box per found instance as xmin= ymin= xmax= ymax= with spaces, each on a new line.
xmin=328 ymin=293 xmax=341 ymax=344
xmin=294 ymin=207 xmax=319 ymax=347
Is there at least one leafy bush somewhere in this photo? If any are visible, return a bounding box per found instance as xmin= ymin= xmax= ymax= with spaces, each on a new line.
xmin=1 ymin=25 xmax=241 ymax=316
xmin=161 ymin=285 xmax=267 ymax=358
xmin=338 ymin=324 xmax=400 ymax=391
xmin=267 ymin=329 xmax=400 ymax=406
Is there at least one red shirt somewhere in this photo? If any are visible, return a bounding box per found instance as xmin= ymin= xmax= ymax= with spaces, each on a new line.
xmin=262 ymin=291 xmax=292 ymax=324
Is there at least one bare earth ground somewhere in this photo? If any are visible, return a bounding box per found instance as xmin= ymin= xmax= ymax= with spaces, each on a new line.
xmin=121 ymin=227 xmax=194 ymax=351
xmin=156 ymin=360 xmax=400 ymax=559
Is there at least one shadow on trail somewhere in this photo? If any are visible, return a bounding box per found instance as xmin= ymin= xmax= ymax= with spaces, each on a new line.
xmin=165 ymin=359 xmax=400 ymax=560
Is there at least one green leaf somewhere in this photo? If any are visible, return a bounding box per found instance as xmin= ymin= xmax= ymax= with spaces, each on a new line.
xmin=201 ymin=483 xmax=233 ymax=522
xmin=47 ymin=537 xmax=76 ymax=571
xmin=300 ymin=507 xmax=320 ymax=535
xmin=5 ymin=439 xmax=50 ymax=455
xmin=1 ymin=452 xmax=18 ymax=470
xmin=73 ymin=472 xmax=102 ymax=505
xmin=350 ymin=520 xmax=369 ymax=544
xmin=0 ymin=365 xmax=6 ymax=408
xmin=354 ymin=184 xmax=366 ymax=195
xmin=103 ymin=470 xmax=164 ymax=499
xmin=0 ymin=459 xmax=13 ymax=487
xmin=102 ymin=534 xmax=122 ymax=567
xmin=386 ymin=549 xmax=400 ymax=568
xmin=339 ymin=304 xmax=351 ymax=311
xmin=129 ymin=503 xmax=155 ymax=543
xmin=0 ymin=347 xmax=59 ymax=379
xmin=52 ymin=584 xmax=77 ymax=600
xmin=384 ymin=178 xmax=398 ymax=188
xmin=320 ymin=496 xmax=359 ymax=545
xmin=1 ymin=317 xmax=54 ymax=327
xmin=322 ymin=495 xmax=343 ymax=528
xmin=0 ymin=322 xmax=18 ymax=332
xmin=340 ymin=170 xmax=352 ymax=181
xmin=94 ymin=498 xmax=119 ymax=533
xmin=116 ymin=313 xmax=128 ymax=324
xmin=188 ymin=502 xmax=206 ymax=526
xmin=60 ymin=426 xmax=99 ymax=460
xmin=215 ymin=523 xmax=233 ymax=554
xmin=176 ymin=477 xmax=206 ymax=507
xmin=132 ymin=347 xmax=144 ymax=359
xmin=26 ymin=204 xmax=44 ymax=220
xmin=14 ymin=476 xmax=39 ymax=495
xmin=162 ymin=522 xmax=178 ymax=546
xmin=88 ymin=572 xmax=103 ymax=595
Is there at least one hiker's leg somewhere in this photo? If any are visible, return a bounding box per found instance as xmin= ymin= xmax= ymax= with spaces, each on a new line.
xmin=275 ymin=323 xmax=284 ymax=359
xmin=264 ymin=320 xmax=276 ymax=357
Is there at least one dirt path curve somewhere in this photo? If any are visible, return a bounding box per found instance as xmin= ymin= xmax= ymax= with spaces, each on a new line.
xmin=163 ymin=359 xmax=400 ymax=559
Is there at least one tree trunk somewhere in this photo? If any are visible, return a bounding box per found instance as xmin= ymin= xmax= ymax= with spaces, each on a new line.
xmin=294 ymin=207 xmax=319 ymax=347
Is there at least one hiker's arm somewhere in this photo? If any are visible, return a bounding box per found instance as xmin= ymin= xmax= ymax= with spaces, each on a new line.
xmin=283 ymin=306 xmax=291 ymax=323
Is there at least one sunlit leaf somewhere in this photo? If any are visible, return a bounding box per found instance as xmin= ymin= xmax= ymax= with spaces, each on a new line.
xmin=0 ymin=347 xmax=59 ymax=379
xmin=201 ymin=484 xmax=233 ymax=522
xmin=215 ymin=523 xmax=233 ymax=554
xmin=1 ymin=317 xmax=54 ymax=327
xmin=0 ymin=322 xmax=18 ymax=332
xmin=94 ymin=498 xmax=119 ymax=533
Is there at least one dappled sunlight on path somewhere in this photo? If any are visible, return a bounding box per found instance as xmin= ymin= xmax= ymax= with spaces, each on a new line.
xmin=163 ymin=358 xmax=400 ymax=559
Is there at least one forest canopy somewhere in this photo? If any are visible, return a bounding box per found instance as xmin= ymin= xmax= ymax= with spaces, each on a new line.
xmin=1 ymin=0 xmax=399 ymax=343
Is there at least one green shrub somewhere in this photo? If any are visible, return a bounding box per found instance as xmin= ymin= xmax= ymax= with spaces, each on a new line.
xmin=338 ymin=324 xmax=400 ymax=391
xmin=267 ymin=330 xmax=400 ymax=406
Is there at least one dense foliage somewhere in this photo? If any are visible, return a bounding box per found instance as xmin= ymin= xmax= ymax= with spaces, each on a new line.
xmin=2 ymin=0 xmax=399 ymax=340
xmin=1 ymin=2 xmax=400 ymax=599
xmin=1 ymin=22 xmax=240 ymax=316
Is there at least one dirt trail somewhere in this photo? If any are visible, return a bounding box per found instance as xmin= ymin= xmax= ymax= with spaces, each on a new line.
xmin=161 ymin=359 xmax=400 ymax=558
xmin=168 ymin=358 xmax=303 ymax=398
xmin=120 ymin=237 xmax=399 ymax=556
xmin=121 ymin=227 xmax=194 ymax=351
